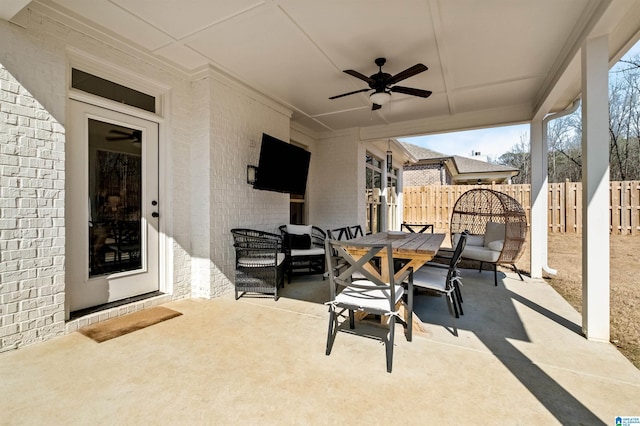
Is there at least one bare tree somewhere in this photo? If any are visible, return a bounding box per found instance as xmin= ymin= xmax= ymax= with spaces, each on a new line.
xmin=498 ymin=133 xmax=530 ymax=183
xmin=547 ymin=111 xmax=582 ymax=182
xmin=498 ymin=52 xmax=640 ymax=183
xmin=609 ymin=53 xmax=640 ymax=180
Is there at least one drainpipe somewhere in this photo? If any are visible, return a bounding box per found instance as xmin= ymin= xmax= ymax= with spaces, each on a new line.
xmin=540 ymin=99 xmax=581 ymax=276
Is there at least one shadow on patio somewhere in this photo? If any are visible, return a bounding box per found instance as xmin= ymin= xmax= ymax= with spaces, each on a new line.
xmin=1 ymin=271 xmax=638 ymax=424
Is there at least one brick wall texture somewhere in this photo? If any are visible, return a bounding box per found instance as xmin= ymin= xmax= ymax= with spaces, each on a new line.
xmin=0 ymin=9 xmax=361 ymax=352
xmin=0 ymin=64 xmax=66 ymax=351
xmin=403 ymin=163 xmax=452 ymax=186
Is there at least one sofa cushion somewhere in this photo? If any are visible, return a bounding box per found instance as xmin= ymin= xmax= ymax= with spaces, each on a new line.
xmin=238 ymin=253 xmax=285 ymax=267
xmin=291 ymin=247 xmax=325 ymax=257
xmin=484 ymin=222 xmax=505 ymax=247
xmin=462 ymin=245 xmax=500 ymax=263
xmin=286 ymin=224 xmax=312 ymax=235
xmin=487 ymin=240 xmax=504 ymax=252
xmin=290 ymin=233 xmax=311 ymax=250
xmin=454 ymin=232 xmax=484 ymax=247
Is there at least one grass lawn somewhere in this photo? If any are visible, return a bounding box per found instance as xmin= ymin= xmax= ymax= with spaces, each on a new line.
xmin=511 ymin=233 xmax=640 ymax=369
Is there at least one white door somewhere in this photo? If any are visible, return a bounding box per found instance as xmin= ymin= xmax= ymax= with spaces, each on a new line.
xmin=67 ymin=100 xmax=160 ymax=313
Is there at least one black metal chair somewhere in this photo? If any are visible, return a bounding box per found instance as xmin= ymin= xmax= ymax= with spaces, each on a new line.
xmin=410 ymin=231 xmax=468 ymax=336
xmin=349 ymin=225 xmax=364 ymax=239
xmin=326 ymin=227 xmax=352 ymax=241
xmin=401 ymin=222 xmax=434 ymax=234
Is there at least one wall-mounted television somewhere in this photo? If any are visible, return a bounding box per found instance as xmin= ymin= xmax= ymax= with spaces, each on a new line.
xmin=253 ymin=133 xmax=310 ymax=195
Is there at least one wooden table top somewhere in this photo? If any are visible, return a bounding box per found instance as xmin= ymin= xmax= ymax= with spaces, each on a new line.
xmin=347 ymin=231 xmax=445 ymax=257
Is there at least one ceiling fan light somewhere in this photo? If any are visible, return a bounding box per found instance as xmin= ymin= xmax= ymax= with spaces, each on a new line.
xmin=370 ymin=91 xmax=391 ymax=105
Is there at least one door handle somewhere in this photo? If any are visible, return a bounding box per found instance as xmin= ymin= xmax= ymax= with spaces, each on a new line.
xmin=152 ymin=212 xmax=159 ymax=218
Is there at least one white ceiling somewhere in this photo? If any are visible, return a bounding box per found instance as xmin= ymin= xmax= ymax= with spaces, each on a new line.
xmin=15 ymin=0 xmax=640 ymax=137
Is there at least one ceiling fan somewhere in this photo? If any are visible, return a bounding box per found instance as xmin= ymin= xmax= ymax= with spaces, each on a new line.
xmin=329 ymin=57 xmax=432 ymax=110
xmin=106 ymin=129 xmax=142 ymax=145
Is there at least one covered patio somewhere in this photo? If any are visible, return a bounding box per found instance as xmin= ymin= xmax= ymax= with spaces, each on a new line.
xmin=2 ymin=2 xmax=640 ymax=420
xmin=1 ymin=270 xmax=639 ymax=424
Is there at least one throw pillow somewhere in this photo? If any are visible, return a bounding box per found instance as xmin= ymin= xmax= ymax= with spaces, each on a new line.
xmin=286 ymin=224 xmax=312 ymax=235
xmin=290 ymin=233 xmax=311 ymax=250
xmin=484 ymin=222 xmax=505 ymax=247
xmin=487 ymin=240 xmax=504 ymax=252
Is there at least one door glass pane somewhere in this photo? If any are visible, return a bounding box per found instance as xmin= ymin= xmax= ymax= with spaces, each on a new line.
xmin=72 ymin=69 xmax=156 ymax=113
xmin=88 ymin=119 xmax=143 ymax=277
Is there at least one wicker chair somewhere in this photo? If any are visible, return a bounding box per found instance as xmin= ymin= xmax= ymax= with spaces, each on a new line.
xmin=279 ymin=224 xmax=326 ymax=283
xmin=449 ymin=189 xmax=527 ymax=286
xmin=231 ymin=229 xmax=285 ymax=300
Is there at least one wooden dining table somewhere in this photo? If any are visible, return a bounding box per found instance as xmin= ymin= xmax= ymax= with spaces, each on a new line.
xmin=346 ymin=231 xmax=446 ymax=283
xmin=344 ymin=231 xmax=446 ymax=332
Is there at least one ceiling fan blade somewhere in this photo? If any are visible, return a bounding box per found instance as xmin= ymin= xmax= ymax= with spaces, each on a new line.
xmin=386 ymin=63 xmax=428 ymax=85
xmin=329 ymin=88 xmax=370 ymax=100
xmin=106 ymin=136 xmax=134 ymax=141
xmin=372 ymin=103 xmax=382 ymax=111
xmin=343 ymin=69 xmax=374 ymax=84
xmin=390 ymin=86 xmax=432 ymax=98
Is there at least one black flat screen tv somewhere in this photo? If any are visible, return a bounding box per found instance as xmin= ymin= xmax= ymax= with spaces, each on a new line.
xmin=253 ymin=133 xmax=310 ymax=195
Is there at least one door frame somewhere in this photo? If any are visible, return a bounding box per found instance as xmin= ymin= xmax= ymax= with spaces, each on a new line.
xmin=66 ymin=86 xmax=170 ymax=319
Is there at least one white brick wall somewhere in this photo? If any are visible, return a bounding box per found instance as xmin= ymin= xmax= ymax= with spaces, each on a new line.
xmin=190 ymin=72 xmax=291 ymax=298
xmin=0 ymin=64 xmax=66 ymax=352
xmin=308 ymin=131 xmax=363 ymax=232
xmin=0 ymin=7 xmax=296 ymax=352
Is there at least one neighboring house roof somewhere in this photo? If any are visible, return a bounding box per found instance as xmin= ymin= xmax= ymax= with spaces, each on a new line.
xmin=401 ymin=143 xmax=447 ymax=160
xmin=400 ymin=141 xmax=519 ymax=183
xmin=450 ymin=155 xmax=518 ymax=174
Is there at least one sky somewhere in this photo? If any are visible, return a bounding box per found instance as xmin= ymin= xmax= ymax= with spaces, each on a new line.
xmin=400 ymin=40 xmax=640 ymax=161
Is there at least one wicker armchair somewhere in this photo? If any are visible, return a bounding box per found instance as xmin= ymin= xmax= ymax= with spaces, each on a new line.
xmin=231 ymin=229 xmax=285 ymax=300
xmin=449 ymin=189 xmax=528 ymax=286
xmin=278 ymin=224 xmax=326 ymax=283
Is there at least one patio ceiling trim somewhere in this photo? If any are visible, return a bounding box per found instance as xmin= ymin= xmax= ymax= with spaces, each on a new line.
xmin=356 ymin=103 xmax=533 ymax=142
xmin=0 ymin=0 xmax=30 ymax=21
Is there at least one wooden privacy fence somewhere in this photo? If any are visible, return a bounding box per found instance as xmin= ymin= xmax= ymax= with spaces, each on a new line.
xmin=403 ymin=180 xmax=640 ymax=235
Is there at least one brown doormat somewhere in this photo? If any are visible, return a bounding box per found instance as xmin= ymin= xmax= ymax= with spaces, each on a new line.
xmin=78 ymin=306 xmax=182 ymax=343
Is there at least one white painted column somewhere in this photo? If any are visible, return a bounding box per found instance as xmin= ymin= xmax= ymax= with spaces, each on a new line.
xmin=529 ymin=119 xmax=545 ymax=279
xmin=581 ymin=35 xmax=610 ymax=341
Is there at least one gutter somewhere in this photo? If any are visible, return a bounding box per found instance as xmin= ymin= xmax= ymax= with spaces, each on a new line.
xmin=540 ymin=99 xmax=581 ymax=275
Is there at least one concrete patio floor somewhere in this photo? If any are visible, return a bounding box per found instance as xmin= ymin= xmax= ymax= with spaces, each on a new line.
xmin=1 ymin=269 xmax=639 ymax=425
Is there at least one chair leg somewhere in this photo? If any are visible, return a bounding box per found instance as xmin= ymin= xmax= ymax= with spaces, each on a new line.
xmin=445 ymin=295 xmax=458 ymax=337
xmin=349 ymin=309 xmax=355 ymax=329
xmin=386 ymin=316 xmax=395 ymax=373
xmin=479 ymin=261 xmax=483 ymax=273
xmin=512 ymin=264 xmax=524 ymax=281
xmin=493 ymin=263 xmax=498 ymax=286
xmin=453 ymin=279 xmax=463 ymax=304
xmin=326 ymin=309 xmax=337 ymax=355
xmin=450 ymin=292 xmax=460 ymax=318
xmin=453 ymin=289 xmax=463 ymax=316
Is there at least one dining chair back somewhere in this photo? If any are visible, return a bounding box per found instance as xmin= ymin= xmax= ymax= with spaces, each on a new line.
xmin=324 ymin=239 xmax=414 ymax=373
xmin=401 ymin=222 xmax=434 ymax=234
xmin=411 ymin=230 xmax=468 ymax=335
xmin=326 ymin=227 xmax=352 ymax=241
xmin=348 ymin=225 xmax=364 ymax=239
